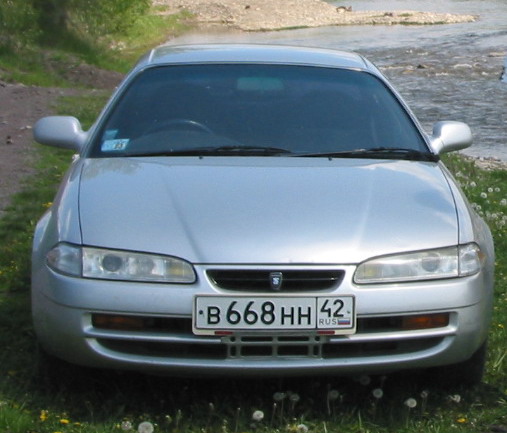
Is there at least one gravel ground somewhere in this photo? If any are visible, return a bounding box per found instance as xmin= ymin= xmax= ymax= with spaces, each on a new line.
xmin=154 ymin=0 xmax=476 ymax=31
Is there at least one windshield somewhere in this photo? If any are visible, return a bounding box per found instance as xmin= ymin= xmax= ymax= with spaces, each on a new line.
xmin=90 ymin=64 xmax=428 ymax=158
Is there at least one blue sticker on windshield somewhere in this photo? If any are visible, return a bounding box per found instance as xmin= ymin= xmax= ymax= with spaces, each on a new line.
xmin=103 ymin=129 xmax=119 ymax=140
xmin=102 ymin=139 xmax=129 ymax=152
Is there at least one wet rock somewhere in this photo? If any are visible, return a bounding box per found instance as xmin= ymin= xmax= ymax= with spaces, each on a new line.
xmin=336 ymin=6 xmax=352 ymax=13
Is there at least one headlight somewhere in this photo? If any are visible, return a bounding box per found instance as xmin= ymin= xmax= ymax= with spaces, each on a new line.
xmin=354 ymin=244 xmax=482 ymax=284
xmin=47 ymin=243 xmax=196 ymax=283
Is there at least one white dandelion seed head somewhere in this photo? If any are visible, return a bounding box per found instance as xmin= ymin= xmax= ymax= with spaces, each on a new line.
xmin=372 ymin=388 xmax=383 ymax=399
xmin=359 ymin=375 xmax=371 ymax=386
xmin=404 ymin=398 xmax=417 ymax=408
xmin=138 ymin=421 xmax=155 ymax=433
xmin=420 ymin=390 xmax=429 ymax=399
xmin=273 ymin=392 xmax=286 ymax=402
xmin=480 ymin=192 xmax=488 ymax=199
xmin=289 ymin=393 xmax=300 ymax=403
xmin=121 ymin=421 xmax=133 ymax=431
xmin=251 ymin=410 xmax=264 ymax=422
xmin=297 ymin=424 xmax=309 ymax=433
xmin=327 ymin=389 xmax=340 ymax=401
xmin=448 ymin=394 xmax=461 ymax=403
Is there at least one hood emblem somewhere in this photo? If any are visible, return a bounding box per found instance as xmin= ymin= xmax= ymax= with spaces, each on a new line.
xmin=269 ymin=272 xmax=283 ymax=291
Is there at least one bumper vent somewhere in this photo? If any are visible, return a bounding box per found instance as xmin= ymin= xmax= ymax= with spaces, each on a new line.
xmin=207 ymin=270 xmax=344 ymax=292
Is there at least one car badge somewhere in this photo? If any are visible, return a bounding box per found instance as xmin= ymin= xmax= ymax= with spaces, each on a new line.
xmin=269 ymin=272 xmax=283 ymax=291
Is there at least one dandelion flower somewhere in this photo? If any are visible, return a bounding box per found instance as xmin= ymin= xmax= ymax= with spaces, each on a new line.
xmin=40 ymin=410 xmax=49 ymax=422
xmin=404 ymin=398 xmax=417 ymax=408
xmin=297 ymin=424 xmax=309 ymax=433
xmin=372 ymin=388 xmax=383 ymax=399
xmin=480 ymin=192 xmax=488 ymax=199
xmin=456 ymin=417 xmax=467 ymax=424
xmin=251 ymin=410 xmax=264 ymax=422
xmin=138 ymin=421 xmax=155 ymax=433
xmin=59 ymin=419 xmax=70 ymax=425
xmin=420 ymin=390 xmax=429 ymax=399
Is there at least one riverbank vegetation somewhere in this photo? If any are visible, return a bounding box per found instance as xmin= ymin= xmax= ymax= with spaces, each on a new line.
xmin=0 ymin=2 xmax=506 ymax=432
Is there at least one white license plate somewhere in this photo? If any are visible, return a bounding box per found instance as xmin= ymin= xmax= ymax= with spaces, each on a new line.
xmin=193 ymin=295 xmax=355 ymax=335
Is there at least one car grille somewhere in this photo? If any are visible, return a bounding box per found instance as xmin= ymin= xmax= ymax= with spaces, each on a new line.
xmin=92 ymin=315 xmax=445 ymax=361
xmin=206 ymin=269 xmax=344 ymax=291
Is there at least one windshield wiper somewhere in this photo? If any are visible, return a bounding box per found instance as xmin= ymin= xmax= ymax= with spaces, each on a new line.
xmin=295 ymin=147 xmax=438 ymax=162
xmin=203 ymin=145 xmax=293 ymax=155
xmin=127 ymin=146 xmax=293 ymax=157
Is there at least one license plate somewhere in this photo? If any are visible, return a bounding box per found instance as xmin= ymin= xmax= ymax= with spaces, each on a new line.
xmin=193 ymin=295 xmax=355 ymax=335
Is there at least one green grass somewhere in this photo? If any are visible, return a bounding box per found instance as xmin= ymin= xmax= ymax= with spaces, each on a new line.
xmin=0 ymin=95 xmax=505 ymax=432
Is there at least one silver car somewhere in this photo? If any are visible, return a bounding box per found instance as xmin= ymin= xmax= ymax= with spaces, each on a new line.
xmin=32 ymin=44 xmax=494 ymax=384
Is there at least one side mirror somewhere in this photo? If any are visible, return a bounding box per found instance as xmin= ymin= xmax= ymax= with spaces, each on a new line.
xmin=429 ymin=121 xmax=472 ymax=155
xmin=33 ymin=116 xmax=87 ymax=151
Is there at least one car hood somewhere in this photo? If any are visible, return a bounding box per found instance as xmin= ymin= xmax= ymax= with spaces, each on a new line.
xmin=78 ymin=157 xmax=458 ymax=264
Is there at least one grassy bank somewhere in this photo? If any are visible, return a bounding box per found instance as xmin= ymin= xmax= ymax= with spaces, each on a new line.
xmin=0 ymin=89 xmax=505 ymax=432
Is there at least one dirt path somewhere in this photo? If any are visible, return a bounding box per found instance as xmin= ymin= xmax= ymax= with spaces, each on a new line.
xmin=0 ymin=83 xmax=65 ymax=215
xmin=0 ymin=66 xmax=121 ymax=215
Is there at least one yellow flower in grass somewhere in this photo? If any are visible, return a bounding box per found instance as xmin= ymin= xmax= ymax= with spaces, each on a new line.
xmin=40 ymin=410 xmax=49 ymax=422
xmin=456 ymin=417 xmax=467 ymax=424
xmin=60 ymin=418 xmax=70 ymax=425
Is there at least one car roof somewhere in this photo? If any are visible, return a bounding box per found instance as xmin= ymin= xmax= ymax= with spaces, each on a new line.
xmin=135 ymin=44 xmax=376 ymax=73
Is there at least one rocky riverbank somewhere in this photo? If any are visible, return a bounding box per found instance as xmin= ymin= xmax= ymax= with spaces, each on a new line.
xmin=154 ymin=0 xmax=476 ymax=31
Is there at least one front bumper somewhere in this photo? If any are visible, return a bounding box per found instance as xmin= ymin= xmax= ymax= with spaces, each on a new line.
xmin=32 ymin=264 xmax=493 ymax=376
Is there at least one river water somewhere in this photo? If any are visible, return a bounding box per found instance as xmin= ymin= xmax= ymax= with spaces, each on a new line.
xmin=170 ymin=0 xmax=507 ymax=160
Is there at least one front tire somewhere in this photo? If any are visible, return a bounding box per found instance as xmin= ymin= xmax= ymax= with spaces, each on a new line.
xmin=428 ymin=341 xmax=487 ymax=388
